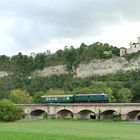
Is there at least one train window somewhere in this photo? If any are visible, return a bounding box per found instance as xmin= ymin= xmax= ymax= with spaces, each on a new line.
xmin=67 ymin=97 xmax=69 ymax=100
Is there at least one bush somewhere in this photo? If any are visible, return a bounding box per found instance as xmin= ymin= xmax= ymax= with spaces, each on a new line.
xmin=112 ymin=112 xmax=121 ymax=121
xmin=0 ymin=99 xmax=24 ymax=122
xmin=43 ymin=112 xmax=48 ymax=119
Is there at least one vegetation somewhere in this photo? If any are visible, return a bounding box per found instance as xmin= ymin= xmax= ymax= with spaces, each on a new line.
xmin=125 ymin=50 xmax=140 ymax=61
xmin=33 ymin=91 xmax=45 ymax=103
xmin=0 ymin=42 xmax=139 ymax=103
xmin=0 ymin=120 xmax=140 ymax=140
xmin=0 ymin=42 xmax=119 ymax=72
xmin=117 ymin=88 xmax=133 ymax=103
xmin=9 ymin=89 xmax=33 ymax=103
xmin=0 ymin=99 xmax=24 ymax=122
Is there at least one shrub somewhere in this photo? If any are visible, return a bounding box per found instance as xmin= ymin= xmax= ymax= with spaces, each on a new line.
xmin=43 ymin=112 xmax=48 ymax=119
xmin=0 ymin=99 xmax=24 ymax=122
xmin=112 ymin=112 xmax=121 ymax=121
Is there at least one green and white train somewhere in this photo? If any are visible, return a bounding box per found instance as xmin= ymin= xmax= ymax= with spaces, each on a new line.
xmin=41 ymin=93 xmax=109 ymax=104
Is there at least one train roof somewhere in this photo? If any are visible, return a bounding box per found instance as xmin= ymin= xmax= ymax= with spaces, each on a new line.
xmin=75 ymin=93 xmax=107 ymax=96
xmin=41 ymin=95 xmax=73 ymax=98
xmin=41 ymin=93 xmax=108 ymax=98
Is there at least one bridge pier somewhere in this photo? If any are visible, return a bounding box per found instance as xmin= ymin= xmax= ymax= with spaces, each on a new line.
xmin=25 ymin=114 xmax=32 ymax=119
xmin=48 ymin=114 xmax=57 ymax=119
xmin=121 ymin=114 xmax=127 ymax=120
xmin=73 ymin=113 xmax=78 ymax=119
xmin=96 ymin=114 xmax=101 ymax=120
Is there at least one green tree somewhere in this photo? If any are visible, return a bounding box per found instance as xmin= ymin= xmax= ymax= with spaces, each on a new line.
xmin=105 ymin=88 xmax=116 ymax=103
xmin=91 ymin=81 xmax=107 ymax=93
xmin=117 ymin=88 xmax=133 ymax=103
xmin=33 ymin=53 xmax=46 ymax=70
xmin=11 ymin=52 xmax=33 ymax=75
xmin=0 ymin=55 xmax=10 ymax=70
xmin=46 ymin=88 xmax=66 ymax=95
xmin=0 ymin=99 xmax=24 ymax=122
xmin=33 ymin=91 xmax=45 ymax=103
xmin=9 ymin=89 xmax=33 ymax=103
xmin=131 ymin=81 xmax=140 ymax=102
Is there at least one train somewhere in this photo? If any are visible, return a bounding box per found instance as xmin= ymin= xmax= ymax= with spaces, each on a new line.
xmin=41 ymin=93 xmax=109 ymax=103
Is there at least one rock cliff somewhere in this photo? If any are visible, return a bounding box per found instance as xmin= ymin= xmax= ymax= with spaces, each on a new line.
xmin=1 ymin=57 xmax=140 ymax=78
xmin=76 ymin=57 xmax=140 ymax=77
xmin=0 ymin=71 xmax=8 ymax=77
xmin=34 ymin=57 xmax=140 ymax=78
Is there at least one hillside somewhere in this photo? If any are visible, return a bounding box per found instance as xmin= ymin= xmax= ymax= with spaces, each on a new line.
xmin=0 ymin=42 xmax=140 ymax=103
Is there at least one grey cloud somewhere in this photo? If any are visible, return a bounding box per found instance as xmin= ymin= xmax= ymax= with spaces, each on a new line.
xmin=0 ymin=0 xmax=140 ymax=55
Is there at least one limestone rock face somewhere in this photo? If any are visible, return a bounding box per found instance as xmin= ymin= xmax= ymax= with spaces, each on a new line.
xmin=29 ymin=57 xmax=140 ymax=78
xmin=0 ymin=71 xmax=8 ymax=77
xmin=35 ymin=65 xmax=68 ymax=77
xmin=76 ymin=57 xmax=140 ymax=77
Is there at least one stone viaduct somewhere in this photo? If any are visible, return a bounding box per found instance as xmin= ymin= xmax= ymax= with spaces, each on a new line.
xmin=17 ymin=103 xmax=140 ymax=121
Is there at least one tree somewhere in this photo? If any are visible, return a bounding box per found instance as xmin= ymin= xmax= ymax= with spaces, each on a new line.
xmin=11 ymin=52 xmax=33 ymax=75
xmin=33 ymin=91 xmax=45 ymax=103
xmin=0 ymin=55 xmax=10 ymax=70
xmin=0 ymin=99 xmax=24 ymax=122
xmin=46 ymin=89 xmax=66 ymax=95
xmin=105 ymin=88 xmax=116 ymax=103
xmin=107 ymin=81 xmax=124 ymax=101
xmin=117 ymin=88 xmax=133 ymax=103
xmin=91 ymin=81 xmax=108 ymax=93
xmin=64 ymin=46 xmax=78 ymax=71
xmin=33 ymin=53 xmax=46 ymax=70
xmin=9 ymin=89 xmax=32 ymax=103
xmin=131 ymin=81 xmax=140 ymax=102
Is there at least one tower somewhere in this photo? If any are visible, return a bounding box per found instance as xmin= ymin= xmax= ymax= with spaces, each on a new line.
xmin=137 ymin=37 xmax=140 ymax=43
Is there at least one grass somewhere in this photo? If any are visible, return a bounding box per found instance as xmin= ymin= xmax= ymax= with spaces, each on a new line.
xmin=0 ymin=119 xmax=140 ymax=140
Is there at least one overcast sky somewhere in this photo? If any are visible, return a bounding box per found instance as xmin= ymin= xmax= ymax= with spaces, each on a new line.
xmin=0 ymin=0 xmax=140 ymax=56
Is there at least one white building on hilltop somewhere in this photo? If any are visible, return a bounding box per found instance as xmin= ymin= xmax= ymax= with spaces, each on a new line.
xmin=120 ymin=37 xmax=140 ymax=57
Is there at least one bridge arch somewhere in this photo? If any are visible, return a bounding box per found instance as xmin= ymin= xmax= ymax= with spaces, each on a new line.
xmin=76 ymin=109 xmax=96 ymax=120
xmin=126 ymin=110 xmax=140 ymax=121
xmin=100 ymin=110 xmax=121 ymax=120
xmin=56 ymin=109 xmax=73 ymax=119
xmin=30 ymin=109 xmax=47 ymax=119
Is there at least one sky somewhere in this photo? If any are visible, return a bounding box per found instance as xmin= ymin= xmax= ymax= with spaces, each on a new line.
xmin=0 ymin=0 xmax=140 ymax=56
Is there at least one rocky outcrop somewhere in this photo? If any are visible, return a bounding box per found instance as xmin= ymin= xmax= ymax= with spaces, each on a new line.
xmin=76 ymin=57 xmax=140 ymax=77
xmin=0 ymin=71 xmax=8 ymax=77
xmin=34 ymin=65 xmax=68 ymax=77
xmin=34 ymin=57 xmax=140 ymax=78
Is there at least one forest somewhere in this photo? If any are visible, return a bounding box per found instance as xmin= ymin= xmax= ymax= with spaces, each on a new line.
xmin=0 ymin=42 xmax=140 ymax=103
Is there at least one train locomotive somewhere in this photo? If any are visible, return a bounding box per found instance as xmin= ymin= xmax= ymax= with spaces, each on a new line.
xmin=41 ymin=93 xmax=109 ymax=103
